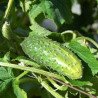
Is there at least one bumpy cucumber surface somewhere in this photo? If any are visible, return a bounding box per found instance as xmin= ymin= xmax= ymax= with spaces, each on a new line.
xmin=21 ymin=35 xmax=82 ymax=79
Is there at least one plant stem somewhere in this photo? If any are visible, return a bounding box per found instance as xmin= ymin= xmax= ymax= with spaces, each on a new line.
xmin=0 ymin=62 xmax=65 ymax=98
xmin=76 ymin=37 xmax=98 ymax=49
xmin=19 ymin=78 xmax=38 ymax=84
xmin=0 ymin=62 xmax=66 ymax=82
xmin=16 ymin=71 xmax=29 ymax=80
xmin=48 ymin=77 xmax=67 ymax=91
xmin=0 ymin=62 xmax=96 ymax=98
xmin=4 ymin=0 xmax=14 ymax=19
xmin=18 ymin=59 xmax=41 ymax=68
xmin=38 ymin=77 xmax=64 ymax=98
xmin=52 ymin=78 xmax=97 ymax=98
xmin=61 ymin=30 xmax=77 ymax=40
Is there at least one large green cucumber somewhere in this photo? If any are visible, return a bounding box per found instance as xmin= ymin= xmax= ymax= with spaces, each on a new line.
xmin=21 ymin=35 xmax=82 ymax=79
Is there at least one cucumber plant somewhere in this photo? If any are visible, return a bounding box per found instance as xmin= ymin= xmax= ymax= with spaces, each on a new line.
xmin=21 ymin=33 xmax=82 ymax=79
xmin=20 ymin=1 xmax=83 ymax=79
xmin=0 ymin=0 xmax=98 ymax=98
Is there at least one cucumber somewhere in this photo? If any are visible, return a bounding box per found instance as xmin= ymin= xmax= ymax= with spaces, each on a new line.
xmin=21 ymin=35 xmax=82 ymax=79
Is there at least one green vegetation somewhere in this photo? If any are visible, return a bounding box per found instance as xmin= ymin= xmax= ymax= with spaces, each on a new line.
xmin=0 ymin=0 xmax=98 ymax=98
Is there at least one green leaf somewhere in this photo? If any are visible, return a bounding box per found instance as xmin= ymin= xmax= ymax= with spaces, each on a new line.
xmin=19 ymin=0 xmax=32 ymax=12
xmin=3 ymin=52 xmax=10 ymax=62
xmin=0 ymin=79 xmax=16 ymax=98
xmin=0 ymin=62 xmax=14 ymax=92
xmin=68 ymin=40 xmax=98 ymax=75
xmin=29 ymin=22 xmax=53 ymax=37
xmin=0 ymin=67 xmax=13 ymax=80
xmin=13 ymin=80 xmax=27 ymax=98
xmin=50 ymin=0 xmax=73 ymax=24
xmin=0 ymin=79 xmax=12 ymax=92
xmin=29 ymin=0 xmax=64 ymax=26
xmin=29 ymin=0 xmax=73 ymax=28
xmin=96 ymin=0 xmax=98 ymax=3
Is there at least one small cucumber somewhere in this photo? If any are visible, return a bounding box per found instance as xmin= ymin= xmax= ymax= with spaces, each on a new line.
xmin=21 ymin=35 xmax=82 ymax=79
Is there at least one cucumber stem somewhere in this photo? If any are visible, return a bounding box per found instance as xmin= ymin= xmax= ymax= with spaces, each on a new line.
xmin=76 ymin=37 xmax=98 ymax=49
xmin=38 ymin=77 xmax=64 ymax=98
xmin=16 ymin=71 xmax=29 ymax=80
xmin=0 ymin=62 xmax=66 ymax=82
xmin=48 ymin=77 xmax=67 ymax=91
xmin=61 ymin=30 xmax=77 ymax=42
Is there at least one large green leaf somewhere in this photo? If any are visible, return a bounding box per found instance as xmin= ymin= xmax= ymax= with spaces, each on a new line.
xmin=68 ymin=40 xmax=98 ymax=75
xmin=29 ymin=0 xmax=64 ymax=26
xmin=0 ymin=52 xmax=14 ymax=93
xmin=29 ymin=0 xmax=73 ymax=27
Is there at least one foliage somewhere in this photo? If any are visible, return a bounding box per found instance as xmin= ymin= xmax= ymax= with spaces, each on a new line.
xmin=0 ymin=0 xmax=98 ymax=98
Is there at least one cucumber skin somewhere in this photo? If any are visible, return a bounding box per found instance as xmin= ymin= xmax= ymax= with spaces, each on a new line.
xmin=21 ymin=35 xmax=82 ymax=79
